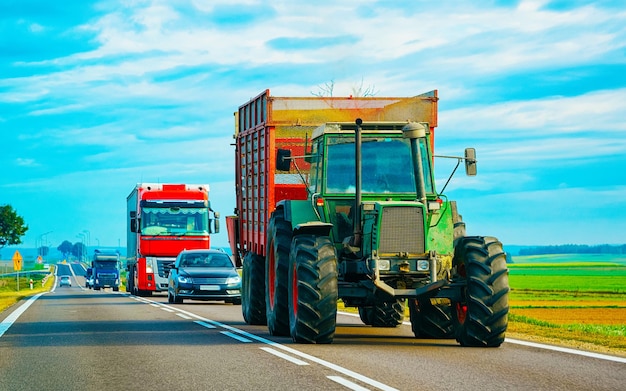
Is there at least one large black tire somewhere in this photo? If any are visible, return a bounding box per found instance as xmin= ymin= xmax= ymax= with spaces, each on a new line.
xmin=126 ymin=266 xmax=135 ymax=293
xmin=265 ymin=208 xmax=292 ymax=336
xmin=451 ymin=201 xmax=466 ymax=248
xmin=369 ymin=300 xmax=405 ymax=327
xmin=409 ymin=298 xmax=454 ymax=338
xmin=452 ymin=236 xmax=509 ymax=347
xmin=242 ymin=252 xmax=267 ymax=325
xmin=172 ymin=290 xmax=183 ymax=304
xmin=358 ymin=306 xmax=372 ymax=325
xmin=288 ymin=235 xmax=338 ymax=344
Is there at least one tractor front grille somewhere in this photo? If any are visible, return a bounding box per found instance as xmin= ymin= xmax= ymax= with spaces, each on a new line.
xmin=378 ymin=206 xmax=425 ymax=254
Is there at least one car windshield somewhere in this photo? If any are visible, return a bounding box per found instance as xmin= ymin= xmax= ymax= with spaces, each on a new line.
xmin=179 ymin=253 xmax=232 ymax=268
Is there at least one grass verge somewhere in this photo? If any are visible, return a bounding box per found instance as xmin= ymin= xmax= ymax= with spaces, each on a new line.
xmin=0 ymin=273 xmax=55 ymax=313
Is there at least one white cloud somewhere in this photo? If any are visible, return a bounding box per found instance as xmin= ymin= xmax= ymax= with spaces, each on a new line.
xmin=15 ymin=158 xmax=39 ymax=167
xmin=441 ymin=89 xmax=626 ymax=136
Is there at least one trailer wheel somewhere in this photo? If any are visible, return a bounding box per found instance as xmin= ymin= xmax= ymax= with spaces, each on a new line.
xmin=452 ymin=236 xmax=509 ymax=347
xmin=242 ymin=252 xmax=267 ymax=325
xmin=369 ymin=300 xmax=405 ymax=327
xmin=266 ymin=208 xmax=292 ymax=336
xmin=288 ymin=235 xmax=338 ymax=344
xmin=409 ymin=298 xmax=454 ymax=338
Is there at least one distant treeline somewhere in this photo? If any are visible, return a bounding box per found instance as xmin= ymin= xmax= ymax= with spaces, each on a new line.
xmin=519 ymin=244 xmax=626 ymax=255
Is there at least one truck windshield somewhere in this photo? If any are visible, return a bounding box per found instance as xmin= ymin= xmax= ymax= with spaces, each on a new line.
xmin=94 ymin=260 xmax=118 ymax=269
xmin=141 ymin=207 xmax=209 ymax=236
xmin=325 ymin=136 xmax=433 ymax=194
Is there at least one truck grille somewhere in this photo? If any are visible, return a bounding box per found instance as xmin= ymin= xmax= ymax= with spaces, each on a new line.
xmin=157 ymin=260 xmax=175 ymax=278
xmin=378 ymin=206 xmax=425 ymax=253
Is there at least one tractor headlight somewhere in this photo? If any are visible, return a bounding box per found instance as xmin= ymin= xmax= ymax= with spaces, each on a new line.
xmin=377 ymin=259 xmax=390 ymax=271
xmin=417 ymin=260 xmax=430 ymax=271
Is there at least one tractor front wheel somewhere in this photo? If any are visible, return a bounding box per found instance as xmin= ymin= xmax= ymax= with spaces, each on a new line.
xmin=409 ymin=298 xmax=454 ymax=338
xmin=369 ymin=300 xmax=405 ymax=327
xmin=288 ymin=235 xmax=338 ymax=344
xmin=358 ymin=306 xmax=372 ymax=325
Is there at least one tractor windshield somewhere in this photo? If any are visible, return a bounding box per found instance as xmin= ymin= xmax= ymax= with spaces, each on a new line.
xmin=325 ymin=136 xmax=433 ymax=194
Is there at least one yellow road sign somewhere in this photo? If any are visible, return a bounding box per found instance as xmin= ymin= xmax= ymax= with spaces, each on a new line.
xmin=12 ymin=250 xmax=23 ymax=271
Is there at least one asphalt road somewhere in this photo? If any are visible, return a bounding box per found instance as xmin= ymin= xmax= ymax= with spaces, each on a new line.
xmin=1 ymin=266 xmax=624 ymax=391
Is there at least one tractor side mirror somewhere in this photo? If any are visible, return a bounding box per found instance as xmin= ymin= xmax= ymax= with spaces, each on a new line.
xmin=276 ymin=149 xmax=292 ymax=171
xmin=465 ymin=148 xmax=477 ymax=176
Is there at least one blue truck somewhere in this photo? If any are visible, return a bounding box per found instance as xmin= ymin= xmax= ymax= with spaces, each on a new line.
xmin=89 ymin=249 xmax=121 ymax=291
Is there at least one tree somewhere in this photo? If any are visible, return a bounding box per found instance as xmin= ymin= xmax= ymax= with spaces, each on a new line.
xmin=72 ymin=242 xmax=86 ymax=260
xmin=57 ymin=240 xmax=73 ymax=259
xmin=0 ymin=204 xmax=29 ymax=249
xmin=311 ymin=78 xmax=378 ymax=97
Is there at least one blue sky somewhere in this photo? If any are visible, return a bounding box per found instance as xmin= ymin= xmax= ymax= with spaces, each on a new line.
xmin=1 ymin=0 xmax=625 ymax=255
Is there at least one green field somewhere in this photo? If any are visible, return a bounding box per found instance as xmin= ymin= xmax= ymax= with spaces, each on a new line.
xmin=509 ymin=254 xmax=626 ymax=294
xmin=507 ymin=253 xmax=626 ymax=355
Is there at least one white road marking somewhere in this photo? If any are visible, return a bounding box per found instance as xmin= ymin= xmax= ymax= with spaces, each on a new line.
xmin=194 ymin=320 xmax=216 ymax=329
xmin=160 ymin=307 xmax=174 ymax=312
xmin=505 ymin=338 xmax=626 ymax=364
xmin=176 ymin=313 xmax=192 ymax=319
xmin=0 ymin=293 xmax=47 ymax=338
xmin=260 ymin=347 xmax=309 ymax=366
xmin=137 ymin=299 xmax=626 ymax=391
xmin=221 ymin=331 xmax=252 ymax=343
xmin=328 ymin=376 xmax=372 ymax=391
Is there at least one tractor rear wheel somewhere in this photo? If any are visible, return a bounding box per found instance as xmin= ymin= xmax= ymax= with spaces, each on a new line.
xmin=409 ymin=298 xmax=454 ymax=338
xmin=242 ymin=252 xmax=267 ymax=325
xmin=288 ymin=235 xmax=338 ymax=344
xmin=452 ymin=236 xmax=509 ymax=347
xmin=369 ymin=300 xmax=405 ymax=327
xmin=266 ymin=208 xmax=292 ymax=336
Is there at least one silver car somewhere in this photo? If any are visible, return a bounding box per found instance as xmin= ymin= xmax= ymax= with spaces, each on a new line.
xmin=59 ymin=275 xmax=72 ymax=287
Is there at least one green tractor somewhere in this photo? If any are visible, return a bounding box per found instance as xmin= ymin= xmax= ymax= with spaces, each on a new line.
xmin=266 ymin=119 xmax=509 ymax=346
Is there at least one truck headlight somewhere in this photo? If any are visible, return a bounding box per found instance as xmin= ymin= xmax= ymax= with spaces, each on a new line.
xmin=145 ymin=257 xmax=156 ymax=273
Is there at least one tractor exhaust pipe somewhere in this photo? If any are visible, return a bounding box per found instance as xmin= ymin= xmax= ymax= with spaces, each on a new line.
xmin=402 ymin=122 xmax=428 ymax=205
xmin=352 ymin=118 xmax=363 ymax=248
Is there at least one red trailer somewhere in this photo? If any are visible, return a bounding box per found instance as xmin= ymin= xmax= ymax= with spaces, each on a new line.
xmin=226 ymin=89 xmax=438 ymax=266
